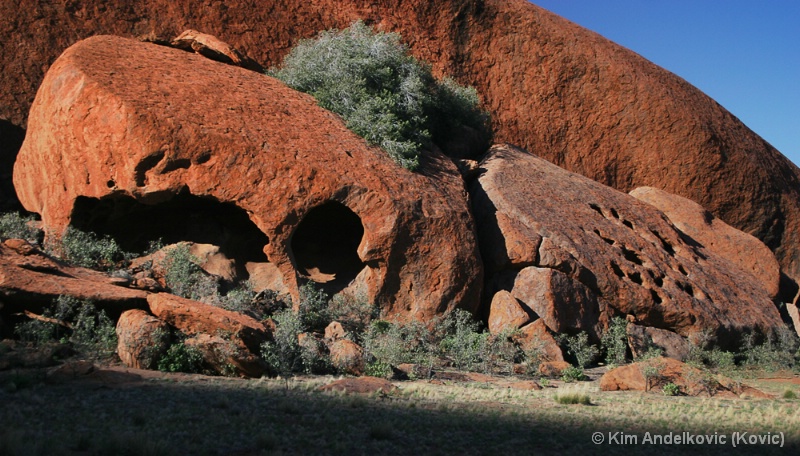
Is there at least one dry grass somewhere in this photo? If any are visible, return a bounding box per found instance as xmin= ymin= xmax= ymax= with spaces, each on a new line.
xmin=1 ymin=366 xmax=799 ymax=455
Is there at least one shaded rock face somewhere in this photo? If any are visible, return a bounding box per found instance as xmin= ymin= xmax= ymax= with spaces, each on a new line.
xmin=2 ymin=0 xmax=800 ymax=288
xmin=470 ymin=144 xmax=783 ymax=349
xmin=631 ymin=187 xmax=781 ymax=299
xmin=13 ymin=35 xmax=482 ymax=322
xmin=116 ymin=309 xmax=170 ymax=370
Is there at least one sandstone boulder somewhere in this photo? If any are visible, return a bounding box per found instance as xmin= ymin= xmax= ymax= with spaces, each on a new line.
xmin=487 ymin=290 xmax=531 ymax=334
xmin=170 ymin=29 xmax=264 ymax=72
xmin=0 ymin=239 xmax=148 ymax=315
xmin=129 ymin=242 xmax=238 ymax=285
xmin=147 ymin=293 xmax=271 ymax=355
xmin=625 ymin=323 xmax=691 ymax=362
xmin=324 ymin=321 xmax=347 ymax=342
xmin=329 ymin=339 xmax=365 ymax=376
xmin=631 ymin=187 xmax=781 ymax=298
xmin=116 ymin=309 xmax=170 ymax=370
xmin=471 ymin=145 xmax=783 ymax=349
xmin=13 ymin=35 xmax=481 ymax=323
xmin=515 ymin=319 xmax=564 ymax=363
xmin=4 ymin=0 xmax=800 ymax=293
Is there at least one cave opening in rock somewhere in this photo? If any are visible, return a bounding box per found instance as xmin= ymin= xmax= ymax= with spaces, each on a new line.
xmin=291 ymin=201 xmax=365 ymax=293
xmin=69 ymin=190 xmax=269 ymax=265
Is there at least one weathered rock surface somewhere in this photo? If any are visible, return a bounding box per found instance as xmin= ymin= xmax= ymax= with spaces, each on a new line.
xmin=631 ymin=187 xmax=781 ymax=298
xmin=170 ymin=29 xmax=264 ymax=72
xmin=471 ymin=145 xmax=783 ymax=349
xmin=129 ymin=242 xmax=238 ymax=285
xmin=116 ymin=309 xmax=170 ymax=370
xmin=600 ymin=357 xmax=772 ymax=398
xmin=3 ymin=0 xmax=800 ymax=288
xmin=147 ymin=293 xmax=271 ymax=355
xmin=487 ymin=290 xmax=531 ymax=334
xmin=328 ymin=339 xmax=365 ymax=376
xmin=0 ymin=239 xmax=148 ymax=315
xmin=13 ymin=35 xmax=482 ymax=322
xmin=626 ymin=323 xmax=691 ymax=362
xmin=184 ymin=333 xmax=268 ymax=378
xmin=515 ymin=319 xmax=564 ymax=363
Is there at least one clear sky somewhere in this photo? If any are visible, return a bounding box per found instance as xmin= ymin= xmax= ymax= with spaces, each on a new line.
xmin=531 ymin=1 xmax=800 ymax=167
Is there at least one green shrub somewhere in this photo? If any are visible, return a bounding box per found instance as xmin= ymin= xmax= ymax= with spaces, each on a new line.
xmin=271 ymin=20 xmax=490 ymax=170
xmin=601 ymin=316 xmax=628 ymax=366
xmin=559 ymin=332 xmax=599 ymax=368
xmin=438 ymin=309 xmax=488 ymax=371
xmin=364 ymin=360 xmax=394 ymax=379
xmin=478 ymin=330 xmax=521 ymax=375
xmin=662 ymin=382 xmax=681 ymax=396
xmin=14 ymin=296 xmax=117 ymax=358
xmin=55 ymin=227 xmax=124 ymax=270
xmin=261 ymin=308 xmax=305 ymax=377
xmin=553 ymin=390 xmax=592 ymax=405
xmin=298 ymin=282 xmax=330 ymax=332
xmin=157 ymin=342 xmax=205 ymax=374
xmin=0 ymin=212 xmax=40 ymax=243
xmin=161 ymin=244 xmax=219 ymax=301
xmin=740 ymin=328 xmax=798 ymax=371
xmin=783 ymin=389 xmax=797 ymax=400
xmin=560 ymin=365 xmax=587 ymax=382
xmin=327 ymin=291 xmax=379 ymax=339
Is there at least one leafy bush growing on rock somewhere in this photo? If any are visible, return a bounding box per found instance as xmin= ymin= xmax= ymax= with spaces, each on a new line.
xmin=49 ymin=226 xmax=124 ymax=270
xmin=601 ymin=316 xmax=628 ymax=366
xmin=271 ymin=20 xmax=490 ymax=170
xmin=161 ymin=243 xmax=219 ymax=301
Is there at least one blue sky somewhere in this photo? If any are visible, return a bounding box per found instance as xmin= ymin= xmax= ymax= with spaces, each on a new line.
xmin=531 ymin=1 xmax=800 ymax=167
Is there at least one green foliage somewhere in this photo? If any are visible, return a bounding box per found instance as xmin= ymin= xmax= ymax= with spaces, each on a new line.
xmin=438 ymin=309 xmax=488 ymax=371
xmin=740 ymin=328 xmax=798 ymax=372
xmin=553 ymin=390 xmax=592 ymax=405
xmin=161 ymin=243 xmax=219 ymax=300
xmin=364 ymin=360 xmax=394 ymax=379
xmin=560 ymin=365 xmax=587 ymax=382
xmin=601 ymin=316 xmax=628 ymax=366
xmin=362 ymin=320 xmax=433 ymax=370
xmin=640 ymin=358 xmax=666 ymax=392
xmin=478 ymin=330 xmax=521 ymax=375
xmin=261 ymin=308 xmax=305 ymax=377
xmin=783 ymin=389 xmax=797 ymax=400
xmin=559 ymin=332 xmax=599 ymax=368
xmin=157 ymin=342 xmax=205 ymax=374
xmin=14 ymin=296 xmax=116 ymax=358
xmin=271 ymin=20 xmax=489 ymax=170
xmin=0 ymin=212 xmax=40 ymax=242
xmin=327 ymin=291 xmax=380 ymax=339
xmin=55 ymin=227 xmax=124 ymax=270
xmin=298 ymin=282 xmax=331 ymax=332
xmin=662 ymin=382 xmax=681 ymax=396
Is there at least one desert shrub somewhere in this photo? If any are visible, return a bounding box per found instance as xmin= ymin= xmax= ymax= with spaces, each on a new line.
xmin=361 ymin=319 xmax=438 ymax=376
xmin=298 ymin=282 xmax=331 ymax=332
xmin=327 ymin=291 xmax=379 ymax=339
xmin=364 ymin=360 xmax=394 ymax=379
xmin=479 ymin=329 xmax=521 ymax=375
xmin=740 ymin=328 xmax=798 ymax=371
xmin=157 ymin=342 xmax=205 ymax=374
xmin=783 ymin=389 xmax=797 ymax=400
xmin=271 ymin=20 xmax=489 ymax=170
xmin=161 ymin=243 xmax=219 ymax=301
xmin=14 ymin=296 xmax=116 ymax=358
xmin=601 ymin=316 xmax=628 ymax=366
xmin=0 ymin=212 xmax=40 ymax=243
xmin=662 ymin=382 xmax=681 ymax=396
xmin=560 ymin=365 xmax=587 ymax=382
xmin=640 ymin=358 xmax=666 ymax=392
xmin=261 ymin=308 xmax=305 ymax=377
xmin=438 ymin=309 xmax=488 ymax=371
xmin=553 ymin=390 xmax=592 ymax=405
xmin=54 ymin=226 xmax=124 ymax=270
xmin=559 ymin=332 xmax=599 ymax=368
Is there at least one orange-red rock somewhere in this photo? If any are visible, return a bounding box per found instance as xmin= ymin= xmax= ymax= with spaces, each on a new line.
xmin=116 ymin=309 xmax=170 ymax=370
xmin=147 ymin=293 xmax=271 ymax=355
xmin=472 ymin=145 xmax=783 ymax=349
xmin=329 ymin=339 xmax=365 ymax=376
xmin=170 ymin=29 xmax=263 ymax=72
xmin=487 ymin=290 xmax=531 ymax=334
xmin=631 ymin=187 xmax=781 ymax=298
xmin=3 ymin=0 xmax=800 ymax=290
xmin=184 ymin=333 xmax=268 ymax=377
xmin=625 ymin=323 xmax=691 ymax=362
xmin=0 ymin=240 xmax=148 ymax=315
xmin=13 ymin=35 xmax=482 ymax=323
xmin=516 ymin=319 xmax=564 ymax=362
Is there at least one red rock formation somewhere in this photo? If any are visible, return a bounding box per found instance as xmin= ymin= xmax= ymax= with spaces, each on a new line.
xmin=116 ymin=309 xmax=170 ymax=369
xmin=0 ymin=239 xmax=148 ymax=315
xmin=2 ymin=0 xmax=800 ymax=289
xmin=13 ymin=35 xmax=482 ymax=322
xmin=471 ymin=144 xmax=783 ymax=349
xmin=631 ymin=187 xmax=781 ymax=298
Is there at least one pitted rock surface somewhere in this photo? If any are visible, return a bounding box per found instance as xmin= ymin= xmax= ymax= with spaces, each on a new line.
xmin=471 ymin=144 xmax=783 ymax=349
xmin=13 ymin=35 xmax=481 ymax=322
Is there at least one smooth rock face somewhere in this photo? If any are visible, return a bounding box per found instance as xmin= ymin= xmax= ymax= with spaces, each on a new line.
xmin=487 ymin=290 xmax=531 ymax=334
xmin=631 ymin=186 xmax=781 ymax=298
xmin=116 ymin=309 xmax=170 ymax=370
xmin=13 ymin=35 xmax=482 ymax=322
xmin=516 ymin=319 xmax=564 ymax=362
xmin=471 ymin=144 xmax=783 ymax=349
xmin=3 ymin=0 xmax=800 ymax=288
